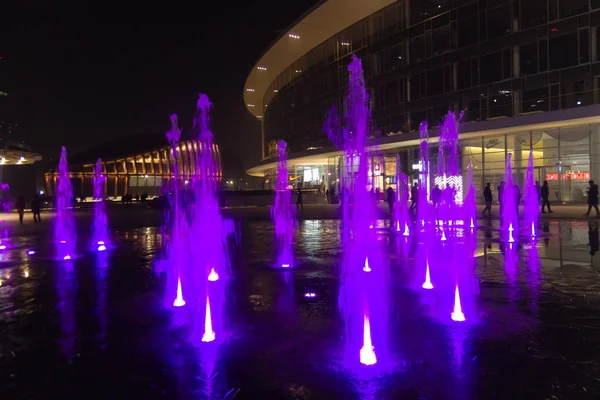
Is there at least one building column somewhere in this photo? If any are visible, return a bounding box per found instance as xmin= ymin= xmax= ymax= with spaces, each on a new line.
xmin=261 ymin=118 xmax=265 ymax=160
xmin=513 ymin=135 xmax=523 ymax=189
xmin=591 ymin=125 xmax=600 ymax=183
xmin=512 ymin=46 xmax=520 ymax=79
xmin=452 ymin=62 xmax=458 ymax=91
xmin=592 ymin=28 xmax=598 ymax=63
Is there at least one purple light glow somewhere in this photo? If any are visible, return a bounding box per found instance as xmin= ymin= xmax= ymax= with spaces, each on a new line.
xmin=0 ymin=244 xmax=6 ymax=250
xmin=208 ymin=268 xmax=219 ymax=281
xmin=304 ymin=292 xmax=317 ymax=298
xmin=451 ymin=285 xmax=466 ymax=322
xmin=173 ymin=278 xmax=186 ymax=307
xmin=359 ymin=313 xmax=377 ymax=366
xmin=422 ymin=258 xmax=434 ymax=289
xmin=27 ymin=250 xmax=35 ymax=255
xmin=201 ymin=295 xmax=215 ymax=342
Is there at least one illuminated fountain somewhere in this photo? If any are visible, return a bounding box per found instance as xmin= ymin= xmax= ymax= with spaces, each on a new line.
xmin=187 ymin=94 xmax=229 ymax=344
xmin=394 ymin=155 xmax=410 ymax=235
xmin=330 ymin=55 xmax=388 ymax=367
xmin=524 ymin=151 xmax=539 ymax=239
xmin=417 ymin=121 xmax=431 ymax=230
xmin=162 ymin=114 xmax=188 ymax=308
xmin=436 ymin=111 xmax=474 ymax=323
xmin=271 ymin=140 xmax=295 ymax=268
xmin=464 ymin=161 xmax=477 ymax=232
xmin=157 ymin=96 xmax=230 ymax=345
xmin=502 ymin=153 xmax=518 ymax=243
xmin=54 ymin=146 xmax=76 ymax=260
xmin=92 ymin=158 xmax=108 ymax=251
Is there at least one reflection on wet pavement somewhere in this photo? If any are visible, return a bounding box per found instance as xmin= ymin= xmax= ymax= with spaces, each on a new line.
xmin=0 ymin=218 xmax=599 ymax=399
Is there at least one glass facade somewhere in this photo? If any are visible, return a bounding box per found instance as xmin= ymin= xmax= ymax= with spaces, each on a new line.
xmin=309 ymin=123 xmax=600 ymax=204
xmin=261 ymin=0 xmax=600 ymax=159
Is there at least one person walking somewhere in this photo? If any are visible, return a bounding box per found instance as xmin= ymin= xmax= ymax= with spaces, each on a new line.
xmin=375 ymin=187 xmax=381 ymax=204
xmin=296 ymin=188 xmax=303 ymax=211
xmin=409 ymin=182 xmax=418 ymax=212
xmin=431 ymin=185 xmax=442 ymax=208
xmin=541 ymin=181 xmax=552 ymax=213
xmin=497 ymin=181 xmax=505 ymax=214
xmin=585 ymin=180 xmax=599 ymax=217
xmin=482 ymin=183 xmax=493 ymax=216
xmin=32 ymin=194 xmax=42 ymax=224
xmin=386 ymin=186 xmax=395 ymax=214
xmin=15 ymin=196 xmax=25 ymax=225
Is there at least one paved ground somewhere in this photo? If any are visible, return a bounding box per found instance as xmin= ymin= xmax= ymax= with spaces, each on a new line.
xmin=0 ymin=207 xmax=599 ymax=398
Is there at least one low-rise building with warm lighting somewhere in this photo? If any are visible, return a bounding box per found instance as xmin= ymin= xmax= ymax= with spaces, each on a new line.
xmin=44 ymin=134 xmax=221 ymax=199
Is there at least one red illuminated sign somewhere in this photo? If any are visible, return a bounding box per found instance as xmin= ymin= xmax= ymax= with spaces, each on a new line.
xmin=546 ymin=172 xmax=590 ymax=181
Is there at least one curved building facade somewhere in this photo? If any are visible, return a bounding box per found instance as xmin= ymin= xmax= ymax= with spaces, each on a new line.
xmin=246 ymin=0 xmax=600 ymax=203
xmin=45 ymin=135 xmax=221 ymax=199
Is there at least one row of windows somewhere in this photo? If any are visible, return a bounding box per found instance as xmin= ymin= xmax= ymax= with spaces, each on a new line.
xmin=265 ymin=81 xmax=600 ymax=155
xmin=263 ymin=0 xmax=600 ymax=111
xmin=266 ymin=17 xmax=600 ymax=130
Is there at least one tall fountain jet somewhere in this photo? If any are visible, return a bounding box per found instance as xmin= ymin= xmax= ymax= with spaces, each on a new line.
xmin=163 ymin=114 xmax=187 ymax=308
xmin=418 ymin=121 xmax=430 ymax=224
xmin=271 ymin=140 xmax=295 ymax=267
xmin=524 ymin=151 xmax=539 ymax=238
xmin=328 ymin=55 xmax=388 ymax=367
xmin=394 ymin=154 xmax=409 ymax=234
xmin=465 ymin=161 xmax=477 ymax=231
xmin=55 ymin=147 xmax=76 ymax=260
xmin=92 ymin=159 xmax=108 ymax=251
xmin=188 ymin=93 xmax=228 ymax=343
xmin=436 ymin=111 xmax=473 ymax=323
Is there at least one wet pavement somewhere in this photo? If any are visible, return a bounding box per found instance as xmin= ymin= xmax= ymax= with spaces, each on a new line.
xmin=0 ymin=212 xmax=599 ymax=399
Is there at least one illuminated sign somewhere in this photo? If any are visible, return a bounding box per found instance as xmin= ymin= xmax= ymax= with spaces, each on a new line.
xmin=434 ymin=175 xmax=464 ymax=204
xmin=546 ymin=172 xmax=590 ymax=181
xmin=374 ymin=163 xmax=381 ymax=176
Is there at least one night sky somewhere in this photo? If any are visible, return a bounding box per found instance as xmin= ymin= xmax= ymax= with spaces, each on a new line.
xmin=1 ymin=0 xmax=321 ymax=177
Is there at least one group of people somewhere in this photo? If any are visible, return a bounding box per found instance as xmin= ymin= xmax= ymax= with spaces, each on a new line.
xmin=481 ymin=180 xmax=600 ymax=217
xmin=14 ymin=194 xmax=42 ymax=225
xmin=121 ymin=192 xmax=149 ymax=205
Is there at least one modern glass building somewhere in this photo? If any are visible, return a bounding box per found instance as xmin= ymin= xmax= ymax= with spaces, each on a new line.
xmin=45 ymin=134 xmax=221 ymax=199
xmin=245 ymin=0 xmax=600 ymax=203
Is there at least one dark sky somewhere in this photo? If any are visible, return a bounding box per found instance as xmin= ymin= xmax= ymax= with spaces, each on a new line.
xmin=1 ymin=0 xmax=320 ymax=175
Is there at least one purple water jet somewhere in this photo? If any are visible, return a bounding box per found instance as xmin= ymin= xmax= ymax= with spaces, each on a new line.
xmin=92 ymin=158 xmax=108 ymax=251
xmin=163 ymin=114 xmax=187 ymax=308
xmin=465 ymin=161 xmax=477 ymax=231
xmin=157 ymin=96 xmax=230 ymax=346
xmin=417 ymin=121 xmax=431 ymax=229
xmin=271 ymin=140 xmax=295 ymax=268
xmin=433 ymin=111 xmax=474 ymax=323
xmin=187 ymin=94 xmax=228 ymax=344
xmin=502 ymin=153 xmax=518 ymax=242
xmin=394 ymin=154 xmax=410 ymax=234
xmin=54 ymin=147 xmax=76 ymax=260
xmin=334 ymin=55 xmax=389 ymax=367
xmin=524 ymin=151 xmax=539 ymax=238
